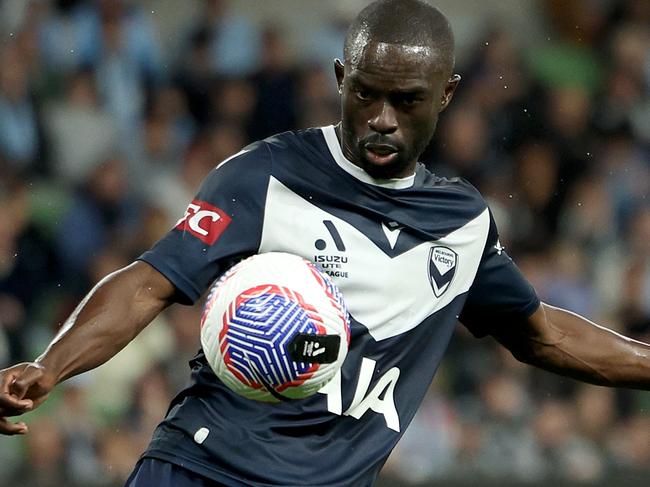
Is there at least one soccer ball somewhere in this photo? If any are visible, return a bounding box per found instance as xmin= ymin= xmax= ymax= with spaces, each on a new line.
xmin=200 ymin=252 xmax=350 ymax=402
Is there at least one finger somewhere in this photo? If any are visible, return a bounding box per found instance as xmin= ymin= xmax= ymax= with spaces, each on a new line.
xmin=0 ymin=417 xmax=28 ymax=436
xmin=0 ymin=394 xmax=33 ymax=415
xmin=0 ymin=368 xmax=22 ymax=392
xmin=0 ymin=365 xmax=35 ymax=415
xmin=0 ymin=373 xmax=34 ymax=414
xmin=10 ymin=365 xmax=44 ymax=399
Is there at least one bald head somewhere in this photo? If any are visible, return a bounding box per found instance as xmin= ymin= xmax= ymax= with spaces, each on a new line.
xmin=344 ymin=0 xmax=455 ymax=75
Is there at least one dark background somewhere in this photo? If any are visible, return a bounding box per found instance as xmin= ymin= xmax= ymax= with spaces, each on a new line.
xmin=0 ymin=0 xmax=648 ymax=485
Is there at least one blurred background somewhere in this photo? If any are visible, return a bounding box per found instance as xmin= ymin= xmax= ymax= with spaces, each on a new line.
xmin=0 ymin=0 xmax=648 ymax=486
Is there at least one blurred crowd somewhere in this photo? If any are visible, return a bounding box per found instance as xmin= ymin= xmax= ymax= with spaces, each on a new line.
xmin=0 ymin=0 xmax=648 ymax=486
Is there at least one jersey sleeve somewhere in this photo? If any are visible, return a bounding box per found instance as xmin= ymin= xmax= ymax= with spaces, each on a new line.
xmin=138 ymin=142 xmax=271 ymax=304
xmin=459 ymin=209 xmax=540 ymax=337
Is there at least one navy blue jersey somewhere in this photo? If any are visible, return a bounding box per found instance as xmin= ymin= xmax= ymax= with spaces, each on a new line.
xmin=138 ymin=126 xmax=539 ymax=486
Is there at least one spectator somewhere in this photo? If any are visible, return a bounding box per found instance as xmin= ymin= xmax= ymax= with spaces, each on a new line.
xmin=43 ymin=69 xmax=117 ymax=187
xmin=0 ymin=42 xmax=40 ymax=171
xmin=54 ymin=155 xmax=139 ymax=286
xmin=190 ymin=0 xmax=262 ymax=77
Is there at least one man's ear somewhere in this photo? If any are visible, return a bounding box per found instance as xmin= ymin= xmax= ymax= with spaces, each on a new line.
xmin=334 ymin=59 xmax=345 ymax=93
xmin=440 ymin=74 xmax=461 ymax=112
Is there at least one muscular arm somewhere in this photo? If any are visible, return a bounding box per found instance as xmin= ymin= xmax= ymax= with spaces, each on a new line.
xmin=37 ymin=260 xmax=177 ymax=383
xmin=0 ymin=261 xmax=177 ymax=434
xmin=491 ymin=302 xmax=650 ymax=389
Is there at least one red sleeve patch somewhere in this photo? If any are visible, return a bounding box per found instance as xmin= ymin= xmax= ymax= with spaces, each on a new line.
xmin=175 ymin=200 xmax=232 ymax=245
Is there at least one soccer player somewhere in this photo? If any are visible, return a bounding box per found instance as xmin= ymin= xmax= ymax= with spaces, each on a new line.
xmin=1 ymin=1 xmax=649 ymax=486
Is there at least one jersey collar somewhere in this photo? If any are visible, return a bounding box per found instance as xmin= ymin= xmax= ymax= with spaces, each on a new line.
xmin=321 ymin=125 xmax=416 ymax=189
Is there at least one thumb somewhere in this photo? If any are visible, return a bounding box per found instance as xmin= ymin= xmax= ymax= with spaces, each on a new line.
xmin=10 ymin=364 xmax=46 ymax=400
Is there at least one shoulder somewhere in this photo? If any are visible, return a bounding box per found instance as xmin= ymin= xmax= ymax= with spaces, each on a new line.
xmin=261 ymin=127 xmax=327 ymax=159
xmin=202 ymin=128 xmax=325 ymax=189
xmin=418 ymin=165 xmax=484 ymax=199
xmin=195 ymin=140 xmax=273 ymax=202
xmin=423 ymin=174 xmax=502 ymax=249
xmin=215 ymin=140 xmax=271 ymax=171
xmin=416 ymin=165 xmax=489 ymax=216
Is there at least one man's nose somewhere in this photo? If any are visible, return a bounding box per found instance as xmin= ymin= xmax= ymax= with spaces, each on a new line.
xmin=368 ymin=101 xmax=398 ymax=134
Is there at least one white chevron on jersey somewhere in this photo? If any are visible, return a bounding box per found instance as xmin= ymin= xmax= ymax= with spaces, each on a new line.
xmin=381 ymin=222 xmax=401 ymax=249
xmin=259 ymin=177 xmax=490 ymax=341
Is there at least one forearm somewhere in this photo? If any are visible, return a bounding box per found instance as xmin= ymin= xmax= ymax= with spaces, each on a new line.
xmin=519 ymin=303 xmax=650 ymax=389
xmin=36 ymin=261 xmax=174 ymax=385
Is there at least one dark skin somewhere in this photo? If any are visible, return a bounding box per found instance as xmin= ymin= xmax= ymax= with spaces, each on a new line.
xmin=335 ymin=41 xmax=460 ymax=179
xmin=1 ymin=41 xmax=649 ymax=436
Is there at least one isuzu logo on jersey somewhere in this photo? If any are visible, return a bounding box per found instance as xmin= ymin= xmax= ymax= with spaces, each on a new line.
xmin=176 ymin=200 xmax=232 ymax=245
xmin=428 ymin=246 xmax=457 ymax=297
xmin=313 ymin=220 xmax=350 ymax=278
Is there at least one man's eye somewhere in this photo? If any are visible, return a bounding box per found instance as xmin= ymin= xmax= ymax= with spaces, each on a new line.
xmin=401 ymin=94 xmax=422 ymax=106
xmin=355 ymin=89 xmax=372 ymax=101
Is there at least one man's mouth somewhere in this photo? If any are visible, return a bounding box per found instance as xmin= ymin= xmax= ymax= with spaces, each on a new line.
xmin=364 ymin=143 xmax=399 ymax=165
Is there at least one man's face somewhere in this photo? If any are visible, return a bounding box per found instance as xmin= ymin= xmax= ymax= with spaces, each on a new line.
xmin=335 ymin=42 xmax=459 ymax=179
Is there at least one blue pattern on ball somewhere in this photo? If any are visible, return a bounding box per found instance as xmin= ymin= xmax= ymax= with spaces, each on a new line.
xmin=224 ymin=291 xmax=320 ymax=389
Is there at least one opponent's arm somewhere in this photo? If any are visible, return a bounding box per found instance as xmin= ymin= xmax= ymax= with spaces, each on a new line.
xmin=0 ymin=261 xmax=176 ymax=434
xmin=491 ymin=302 xmax=650 ymax=389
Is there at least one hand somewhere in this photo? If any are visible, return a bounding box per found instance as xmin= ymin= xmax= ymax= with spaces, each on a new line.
xmin=0 ymin=362 xmax=55 ymax=435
